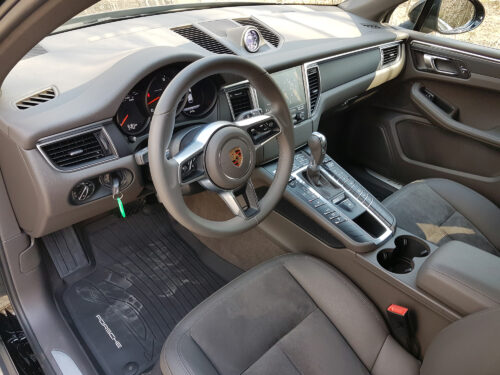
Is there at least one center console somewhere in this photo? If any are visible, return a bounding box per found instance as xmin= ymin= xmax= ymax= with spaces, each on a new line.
xmin=261 ymin=138 xmax=396 ymax=252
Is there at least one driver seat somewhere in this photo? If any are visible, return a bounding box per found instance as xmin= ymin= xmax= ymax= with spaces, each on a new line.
xmin=154 ymin=254 xmax=500 ymax=375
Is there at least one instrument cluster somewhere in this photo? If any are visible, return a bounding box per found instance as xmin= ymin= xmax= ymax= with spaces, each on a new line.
xmin=115 ymin=64 xmax=218 ymax=136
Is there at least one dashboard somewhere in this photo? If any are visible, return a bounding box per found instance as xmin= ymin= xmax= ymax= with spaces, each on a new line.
xmin=0 ymin=4 xmax=408 ymax=237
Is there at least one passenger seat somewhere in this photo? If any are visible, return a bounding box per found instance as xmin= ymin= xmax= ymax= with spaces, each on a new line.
xmin=383 ymin=178 xmax=500 ymax=255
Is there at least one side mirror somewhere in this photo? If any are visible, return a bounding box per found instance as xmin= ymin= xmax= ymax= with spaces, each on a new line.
xmin=399 ymin=0 xmax=485 ymax=35
xmin=435 ymin=0 xmax=484 ymax=35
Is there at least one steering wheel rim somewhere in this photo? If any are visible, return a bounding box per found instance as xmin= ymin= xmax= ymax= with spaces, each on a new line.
xmin=148 ymin=55 xmax=294 ymax=238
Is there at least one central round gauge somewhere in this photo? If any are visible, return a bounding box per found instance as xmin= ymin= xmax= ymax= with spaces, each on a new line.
xmin=243 ymin=28 xmax=261 ymax=53
xmin=145 ymin=68 xmax=186 ymax=116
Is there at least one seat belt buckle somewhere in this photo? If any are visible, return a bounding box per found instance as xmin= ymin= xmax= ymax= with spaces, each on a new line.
xmin=386 ymin=304 xmax=420 ymax=357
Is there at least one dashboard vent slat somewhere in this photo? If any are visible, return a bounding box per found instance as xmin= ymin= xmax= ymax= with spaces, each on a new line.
xmin=173 ymin=26 xmax=235 ymax=55
xmin=381 ymin=45 xmax=400 ymax=66
xmin=40 ymin=129 xmax=114 ymax=170
xmin=235 ymin=18 xmax=280 ymax=48
xmin=16 ymin=87 xmax=56 ymax=110
xmin=307 ymin=66 xmax=320 ymax=114
xmin=227 ymin=87 xmax=253 ymax=119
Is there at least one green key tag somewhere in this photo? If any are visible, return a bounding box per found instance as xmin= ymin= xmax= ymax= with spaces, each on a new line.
xmin=116 ymin=196 xmax=126 ymax=218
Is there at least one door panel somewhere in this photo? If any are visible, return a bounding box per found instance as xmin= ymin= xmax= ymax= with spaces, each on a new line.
xmin=344 ymin=34 xmax=500 ymax=205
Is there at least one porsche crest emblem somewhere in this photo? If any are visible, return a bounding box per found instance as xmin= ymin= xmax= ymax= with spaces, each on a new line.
xmin=230 ymin=147 xmax=243 ymax=167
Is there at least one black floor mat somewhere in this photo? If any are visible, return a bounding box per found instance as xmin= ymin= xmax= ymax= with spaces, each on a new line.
xmin=63 ymin=205 xmax=225 ymax=375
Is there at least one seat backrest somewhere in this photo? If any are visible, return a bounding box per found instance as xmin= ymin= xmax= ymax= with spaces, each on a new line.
xmin=421 ymin=307 xmax=500 ymax=375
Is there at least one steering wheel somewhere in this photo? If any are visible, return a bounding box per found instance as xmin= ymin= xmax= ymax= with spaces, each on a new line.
xmin=148 ymin=55 xmax=294 ymax=238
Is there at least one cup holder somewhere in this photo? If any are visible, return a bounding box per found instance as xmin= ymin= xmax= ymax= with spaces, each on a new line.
xmin=377 ymin=235 xmax=430 ymax=274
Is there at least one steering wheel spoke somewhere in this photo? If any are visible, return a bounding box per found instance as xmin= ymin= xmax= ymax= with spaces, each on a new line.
xmin=235 ymin=114 xmax=281 ymax=149
xmin=218 ymin=180 xmax=260 ymax=219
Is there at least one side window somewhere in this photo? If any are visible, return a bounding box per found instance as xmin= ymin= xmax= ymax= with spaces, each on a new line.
xmin=388 ymin=0 xmax=499 ymax=49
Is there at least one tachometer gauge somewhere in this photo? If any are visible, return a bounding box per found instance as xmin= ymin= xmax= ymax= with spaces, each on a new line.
xmin=146 ymin=68 xmax=185 ymax=116
xmin=116 ymin=90 xmax=149 ymax=136
xmin=182 ymin=78 xmax=217 ymax=118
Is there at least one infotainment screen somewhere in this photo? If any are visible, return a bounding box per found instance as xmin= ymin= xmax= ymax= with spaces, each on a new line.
xmin=259 ymin=66 xmax=307 ymax=123
xmin=272 ymin=67 xmax=306 ymax=109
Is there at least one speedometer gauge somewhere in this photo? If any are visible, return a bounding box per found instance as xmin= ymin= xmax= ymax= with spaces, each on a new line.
xmin=115 ymin=90 xmax=149 ymax=136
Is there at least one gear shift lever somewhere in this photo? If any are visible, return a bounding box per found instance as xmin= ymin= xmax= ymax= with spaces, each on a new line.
xmin=307 ymin=132 xmax=327 ymax=186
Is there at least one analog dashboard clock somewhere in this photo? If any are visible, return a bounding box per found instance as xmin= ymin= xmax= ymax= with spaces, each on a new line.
xmin=243 ymin=27 xmax=261 ymax=53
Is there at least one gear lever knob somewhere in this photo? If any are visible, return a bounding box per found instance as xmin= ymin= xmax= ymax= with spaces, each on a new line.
xmin=307 ymin=132 xmax=327 ymax=186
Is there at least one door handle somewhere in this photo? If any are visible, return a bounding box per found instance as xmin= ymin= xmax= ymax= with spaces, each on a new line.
xmin=423 ymin=54 xmax=458 ymax=76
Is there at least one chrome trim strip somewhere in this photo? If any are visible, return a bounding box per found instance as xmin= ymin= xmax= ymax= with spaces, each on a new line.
xmin=304 ymin=40 xmax=403 ymax=67
xmin=36 ymin=121 xmax=119 ymax=173
xmin=410 ymin=40 xmax=500 ymax=64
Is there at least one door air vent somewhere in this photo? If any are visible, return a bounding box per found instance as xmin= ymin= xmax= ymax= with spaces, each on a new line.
xmin=306 ymin=66 xmax=320 ymax=114
xmin=16 ymin=87 xmax=56 ymax=110
xmin=227 ymin=87 xmax=254 ymax=119
xmin=172 ymin=26 xmax=235 ymax=55
xmin=381 ymin=44 xmax=400 ymax=66
xmin=40 ymin=128 xmax=115 ymax=170
xmin=235 ymin=18 xmax=280 ymax=47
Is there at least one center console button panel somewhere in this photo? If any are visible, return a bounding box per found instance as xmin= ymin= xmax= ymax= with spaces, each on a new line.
xmin=263 ymin=150 xmax=395 ymax=247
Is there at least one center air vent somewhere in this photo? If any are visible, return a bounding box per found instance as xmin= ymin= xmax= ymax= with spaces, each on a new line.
xmin=235 ymin=18 xmax=280 ymax=48
xmin=16 ymin=87 xmax=56 ymax=110
xmin=306 ymin=66 xmax=320 ymax=114
xmin=381 ymin=44 xmax=400 ymax=66
xmin=227 ymin=87 xmax=254 ymax=119
xmin=173 ymin=26 xmax=235 ymax=55
xmin=40 ymin=128 xmax=115 ymax=170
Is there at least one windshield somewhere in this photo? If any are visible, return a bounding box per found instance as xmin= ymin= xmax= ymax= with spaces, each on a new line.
xmin=56 ymin=0 xmax=344 ymax=33
xmin=77 ymin=0 xmax=344 ymax=18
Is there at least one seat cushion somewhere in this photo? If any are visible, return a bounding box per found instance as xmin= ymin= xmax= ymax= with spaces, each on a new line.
xmin=383 ymin=179 xmax=500 ymax=255
xmin=158 ymin=254 xmax=419 ymax=375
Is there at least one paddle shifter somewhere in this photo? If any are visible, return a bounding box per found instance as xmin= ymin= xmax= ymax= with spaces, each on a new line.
xmin=306 ymin=132 xmax=327 ymax=186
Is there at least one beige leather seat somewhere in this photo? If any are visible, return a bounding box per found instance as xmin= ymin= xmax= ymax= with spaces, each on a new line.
xmin=154 ymin=254 xmax=500 ymax=375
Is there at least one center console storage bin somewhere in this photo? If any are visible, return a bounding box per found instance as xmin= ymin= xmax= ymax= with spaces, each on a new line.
xmin=417 ymin=241 xmax=500 ymax=316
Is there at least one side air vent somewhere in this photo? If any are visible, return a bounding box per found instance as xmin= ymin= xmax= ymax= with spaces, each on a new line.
xmin=40 ymin=128 xmax=115 ymax=170
xmin=16 ymin=87 xmax=56 ymax=110
xmin=381 ymin=44 xmax=400 ymax=66
xmin=227 ymin=87 xmax=254 ymax=119
xmin=235 ymin=18 xmax=280 ymax=48
xmin=306 ymin=66 xmax=320 ymax=114
xmin=173 ymin=26 xmax=235 ymax=54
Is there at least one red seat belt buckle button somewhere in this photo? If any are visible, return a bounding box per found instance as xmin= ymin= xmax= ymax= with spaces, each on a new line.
xmin=387 ymin=304 xmax=408 ymax=316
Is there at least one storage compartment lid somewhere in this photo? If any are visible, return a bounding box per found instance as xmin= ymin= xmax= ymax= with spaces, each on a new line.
xmin=417 ymin=241 xmax=500 ymax=316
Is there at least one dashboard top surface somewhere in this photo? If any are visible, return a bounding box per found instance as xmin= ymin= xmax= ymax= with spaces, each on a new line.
xmin=0 ymin=4 xmax=404 ymax=149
